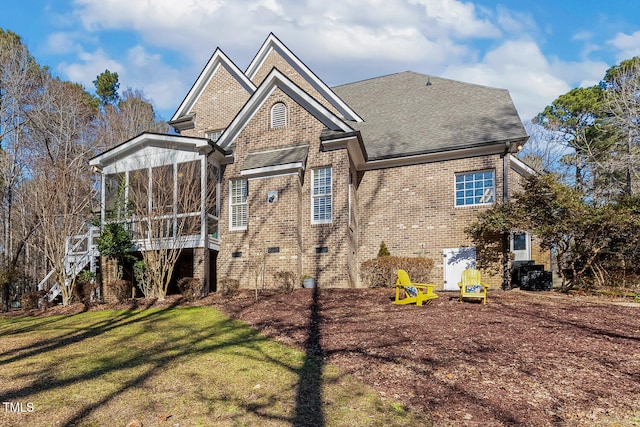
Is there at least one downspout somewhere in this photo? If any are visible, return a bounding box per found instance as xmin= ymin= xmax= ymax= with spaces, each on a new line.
xmin=502 ymin=142 xmax=511 ymax=290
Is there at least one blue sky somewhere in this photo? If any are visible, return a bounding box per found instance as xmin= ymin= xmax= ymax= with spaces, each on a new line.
xmin=2 ymin=0 xmax=640 ymax=122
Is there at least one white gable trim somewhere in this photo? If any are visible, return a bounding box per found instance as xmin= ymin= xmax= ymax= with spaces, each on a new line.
xmin=89 ymin=133 xmax=230 ymax=174
xmin=241 ymin=162 xmax=304 ymax=180
xmin=510 ymin=155 xmax=538 ymax=178
xmin=217 ymin=68 xmax=354 ymax=150
xmin=171 ymin=48 xmax=256 ymax=122
xmin=246 ymin=33 xmax=363 ymax=123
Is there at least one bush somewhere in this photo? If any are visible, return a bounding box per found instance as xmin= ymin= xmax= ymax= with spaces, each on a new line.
xmin=360 ymin=256 xmax=434 ymax=288
xmin=73 ymin=280 xmax=100 ymax=305
xmin=273 ymin=271 xmax=297 ymax=293
xmin=21 ymin=291 xmax=46 ymax=309
xmin=219 ymin=277 xmax=240 ymax=298
xmin=378 ymin=241 xmax=391 ymax=257
xmin=108 ymin=279 xmax=132 ymax=302
xmin=133 ymin=260 xmax=154 ymax=298
xmin=177 ymin=277 xmax=202 ymax=301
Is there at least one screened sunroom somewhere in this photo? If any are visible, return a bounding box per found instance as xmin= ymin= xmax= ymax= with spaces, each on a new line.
xmin=89 ymin=133 xmax=231 ymax=294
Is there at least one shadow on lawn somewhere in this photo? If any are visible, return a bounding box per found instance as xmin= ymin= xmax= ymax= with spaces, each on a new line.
xmin=293 ymin=285 xmax=325 ymax=427
xmin=1 ymin=302 xmax=305 ymax=427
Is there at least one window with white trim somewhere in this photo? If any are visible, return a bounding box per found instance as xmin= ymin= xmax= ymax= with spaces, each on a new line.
xmin=455 ymin=170 xmax=495 ymax=206
xmin=311 ymin=167 xmax=332 ymax=224
xmin=229 ymin=178 xmax=248 ymax=230
xmin=270 ymin=102 xmax=287 ymax=129
xmin=205 ymin=128 xmax=225 ymax=142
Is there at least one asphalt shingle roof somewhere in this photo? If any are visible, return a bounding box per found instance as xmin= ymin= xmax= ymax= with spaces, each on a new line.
xmin=332 ymin=71 xmax=528 ymax=160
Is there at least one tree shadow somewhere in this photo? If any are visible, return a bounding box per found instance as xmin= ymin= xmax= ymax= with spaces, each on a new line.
xmin=293 ymin=285 xmax=325 ymax=427
xmin=1 ymin=307 xmax=305 ymax=426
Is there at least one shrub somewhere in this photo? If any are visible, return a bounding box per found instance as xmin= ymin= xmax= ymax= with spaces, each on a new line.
xmin=133 ymin=260 xmax=154 ymax=298
xmin=273 ymin=271 xmax=296 ymax=293
xmin=360 ymin=256 xmax=434 ymax=288
xmin=219 ymin=277 xmax=240 ymax=298
xmin=377 ymin=241 xmax=391 ymax=257
xmin=21 ymin=291 xmax=46 ymax=309
xmin=73 ymin=280 xmax=100 ymax=305
xmin=108 ymin=279 xmax=132 ymax=302
xmin=177 ymin=277 xmax=202 ymax=301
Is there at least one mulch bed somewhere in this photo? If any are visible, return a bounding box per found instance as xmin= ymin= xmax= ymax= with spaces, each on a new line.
xmin=5 ymin=288 xmax=640 ymax=426
xmin=214 ymin=288 xmax=640 ymax=427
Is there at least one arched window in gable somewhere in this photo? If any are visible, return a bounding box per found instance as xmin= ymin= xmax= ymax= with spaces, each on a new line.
xmin=270 ymin=102 xmax=287 ymax=129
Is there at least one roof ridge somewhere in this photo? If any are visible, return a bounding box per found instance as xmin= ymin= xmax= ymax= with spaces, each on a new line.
xmin=333 ymin=70 xmax=510 ymax=93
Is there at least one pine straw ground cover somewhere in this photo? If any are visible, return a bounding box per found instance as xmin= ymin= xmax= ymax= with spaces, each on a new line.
xmin=215 ymin=288 xmax=640 ymax=427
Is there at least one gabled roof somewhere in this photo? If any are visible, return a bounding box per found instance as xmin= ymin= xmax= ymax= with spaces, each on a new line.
xmin=246 ymin=33 xmax=363 ymax=123
xmin=170 ymin=48 xmax=256 ymax=123
xmin=89 ymin=132 xmax=231 ymax=172
xmin=332 ymin=71 xmax=529 ymax=160
xmin=216 ymin=68 xmax=355 ymax=150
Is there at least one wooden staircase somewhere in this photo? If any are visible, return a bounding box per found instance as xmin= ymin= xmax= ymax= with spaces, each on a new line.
xmin=37 ymin=226 xmax=100 ymax=303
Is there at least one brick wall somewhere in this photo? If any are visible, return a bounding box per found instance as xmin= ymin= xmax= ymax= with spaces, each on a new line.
xmin=249 ymin=50 xmax=344 ymax=119
xmin=355 ymin=155 xmax=505 ymax=287
xmin=216 ymin=88 xmax=354 ymax=288
xmin=180 ymin=64 xmax=251 ymax=138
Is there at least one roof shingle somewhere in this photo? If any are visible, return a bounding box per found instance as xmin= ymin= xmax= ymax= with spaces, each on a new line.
xmin=332 ymin=71 xmax=528 ymax=160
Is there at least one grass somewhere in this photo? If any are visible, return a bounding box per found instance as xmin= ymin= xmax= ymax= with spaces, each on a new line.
xmin=0 ymin=306 xmax=426 ymax=427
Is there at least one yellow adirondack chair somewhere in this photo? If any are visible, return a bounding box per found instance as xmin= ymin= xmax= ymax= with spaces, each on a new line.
xmin=457 ymin=268 xmax=489 ymax=304
xmin=392 ymin=269 xmax=438 ymax=306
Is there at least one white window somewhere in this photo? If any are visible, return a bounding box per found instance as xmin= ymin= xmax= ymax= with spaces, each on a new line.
xmin=312 ymin=167 xmax=332 ymax=224
xmin=205 ymin=129 xmax=225 ymax=143
xmin=455 ymin=170 xmax=495 ymax=206
xmin=270 ymin=102 xmax=287 ymax=129
xmin=229 ymin=179 xmax=247 ymax=230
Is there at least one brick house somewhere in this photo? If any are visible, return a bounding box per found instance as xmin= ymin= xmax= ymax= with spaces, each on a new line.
xmin=90 ymin=33 xmax=545 ymax=296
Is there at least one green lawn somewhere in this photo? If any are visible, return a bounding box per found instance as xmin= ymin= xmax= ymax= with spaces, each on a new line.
xmin=0 ymin=307 xmax=426 ymax=426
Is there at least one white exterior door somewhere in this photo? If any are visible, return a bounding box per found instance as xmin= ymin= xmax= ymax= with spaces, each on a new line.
xmin=510 ymin=232 xmax=531 ymax=261
xmin=443 ymin=247 xmax=476 ymax=291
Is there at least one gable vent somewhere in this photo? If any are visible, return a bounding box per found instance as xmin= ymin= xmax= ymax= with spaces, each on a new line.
xmin=270 ymin=102 xmax=287 ymax=129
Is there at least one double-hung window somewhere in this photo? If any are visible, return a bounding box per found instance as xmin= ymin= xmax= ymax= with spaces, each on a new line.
xmin=455 ymin=170 xmax=495 ymax=206
xmin=311 ymin=167 xmax=332 ymax=224
xmin=229 ymin=178 xmax=248 ymax=230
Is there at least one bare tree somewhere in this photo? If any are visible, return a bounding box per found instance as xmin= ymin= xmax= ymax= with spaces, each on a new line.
xmin=520 ymin=120 xmax=574 ymax=175
xmin=27 ymin=75 xmax=98 ymax=305
xmin=0 ymin=30 xmax=43 ymax=310
xmin=604 ymin=58 xmax=640 ymax=195
xmin=93 ymin=88 xmax=169 ymax=151
xmin=127 ymin=159 xmax=213 ymax=300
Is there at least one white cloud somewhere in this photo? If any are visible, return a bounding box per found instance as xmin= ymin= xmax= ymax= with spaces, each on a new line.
xmin=608 ymin=31 xmax=640 ymax=62
xmin=58 ymin=48 xmax=123 ymax=89
xmin=57 ymin=45 xmax=185 ymax=117
xmin=123 ymin=46 xmax=187 ymax=117
xmin=442 ymin=39 xmax=571 ymax=121
xmin=495 ymin=6 xmax=537 ymax=35
xmin=70 ymin=0 xmax=500 ymax=65
xmin=549 ymin=59 xmax=609 ymax=89
xmin=408 ymin=0 xmax=500 ymax=38
xmin=45 ymin=32 xmax=82 ymax=55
